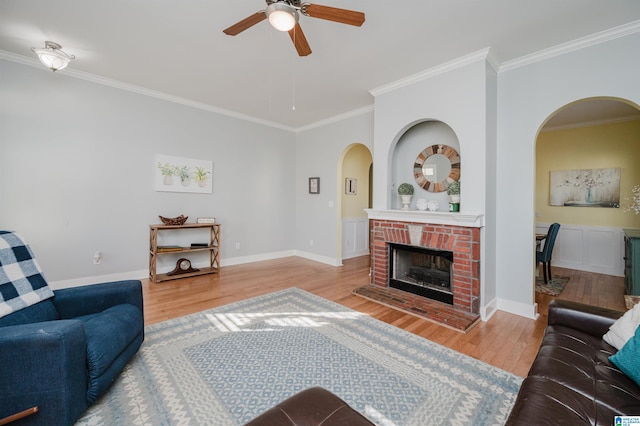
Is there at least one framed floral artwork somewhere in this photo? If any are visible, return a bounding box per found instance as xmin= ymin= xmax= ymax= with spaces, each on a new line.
xmin=550 ymin=168 xmax=620 ymax=207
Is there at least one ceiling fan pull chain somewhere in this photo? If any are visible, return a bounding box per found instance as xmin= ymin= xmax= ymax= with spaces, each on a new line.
xmin=292 ymin=26 xmax=297 ymax=111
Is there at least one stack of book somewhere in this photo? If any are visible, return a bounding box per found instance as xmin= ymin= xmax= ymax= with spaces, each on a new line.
xmin=157 ymin=245 xmax=182 ymax=253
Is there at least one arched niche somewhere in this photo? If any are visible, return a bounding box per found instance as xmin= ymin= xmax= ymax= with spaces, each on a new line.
xmin=390 ymin=120 xmax=461 ymax=210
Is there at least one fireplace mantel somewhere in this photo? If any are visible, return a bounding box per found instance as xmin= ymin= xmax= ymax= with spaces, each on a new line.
xmin=365 ymin=209 xmax=484 ymax=228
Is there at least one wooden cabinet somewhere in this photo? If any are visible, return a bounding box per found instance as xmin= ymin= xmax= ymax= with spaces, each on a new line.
xmin=623 ymin=229 xmax=640 ymax=296
xmin=149 ymin=223 xmax=220 ymax=282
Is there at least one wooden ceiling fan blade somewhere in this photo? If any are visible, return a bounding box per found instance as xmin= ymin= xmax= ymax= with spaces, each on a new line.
xmin=223 ymin=11 xmax=266 ymax=36
xmin=288 ymin=23 xmax=312 ymax=56
xmin=303 ymin=4 xmax=365 ymax=26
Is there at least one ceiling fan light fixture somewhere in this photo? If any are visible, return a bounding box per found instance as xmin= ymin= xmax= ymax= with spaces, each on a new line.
xmin=31 ymin=41 xmax=75 ymax=72
xmin=266 ymin=2 xmax=298 ymax=32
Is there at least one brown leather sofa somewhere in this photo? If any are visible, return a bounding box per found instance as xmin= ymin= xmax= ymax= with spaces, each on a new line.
xmin=245 ymin=386 xmax=374 ymax=426
xmin=506 ymin=299 xmax=640 ymax=425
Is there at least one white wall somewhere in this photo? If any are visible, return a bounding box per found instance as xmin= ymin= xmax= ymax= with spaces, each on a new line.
xmin=0 ymin=60 xmax=296 ymax=285
xmin=371 ymin=53 xmax=493 ymax=317
xmin=371 ymin=53 xmax=490 ymax=215
xmin=482 ymin=62 xmax=499 ymax=319
xmin=496 ymin=32 xmax=640 ymax=316
xmin=295 ymin=111 xmax=374 ymax=265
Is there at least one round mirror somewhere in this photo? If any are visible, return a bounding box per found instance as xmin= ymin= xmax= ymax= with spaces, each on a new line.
xmin=413 ymin=144 xmax=460 ymax=192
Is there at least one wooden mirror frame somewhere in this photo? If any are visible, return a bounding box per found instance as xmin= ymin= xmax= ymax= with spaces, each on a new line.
xmin=413 ymin=144 xmax=460 ymax=192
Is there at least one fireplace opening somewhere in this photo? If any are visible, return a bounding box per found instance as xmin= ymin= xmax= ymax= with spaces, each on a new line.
xmin=389 ymin=243 xmax=453 ymax=305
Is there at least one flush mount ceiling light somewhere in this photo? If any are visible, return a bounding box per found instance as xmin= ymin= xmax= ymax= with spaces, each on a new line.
xmin=265 ymin=2 xmax=298 ymax=31
xmin=31 ymin=41 xmax=75 ymax=72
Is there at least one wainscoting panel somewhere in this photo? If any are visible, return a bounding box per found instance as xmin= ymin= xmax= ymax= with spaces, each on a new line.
xmin=342 ymin=217 xmax=369 ymax=259
xmin=536 ymin=222 xmax=624 ymax=277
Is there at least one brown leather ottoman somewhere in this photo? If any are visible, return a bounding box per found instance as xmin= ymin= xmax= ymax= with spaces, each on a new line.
xmin=245 ymin=387 xmax=374 ymax=426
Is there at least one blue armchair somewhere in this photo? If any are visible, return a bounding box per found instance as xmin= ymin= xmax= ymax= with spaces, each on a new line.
xmin=0 ymin=231 xmax=144 ymax=426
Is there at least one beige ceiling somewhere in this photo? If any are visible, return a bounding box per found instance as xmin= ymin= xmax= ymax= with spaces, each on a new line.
xmin=1 ymin=1 xmax=639 ymax=130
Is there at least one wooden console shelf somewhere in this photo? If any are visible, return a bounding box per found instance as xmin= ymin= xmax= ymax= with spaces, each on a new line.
xmin=149 ymin=223 xmax=220 ymax=282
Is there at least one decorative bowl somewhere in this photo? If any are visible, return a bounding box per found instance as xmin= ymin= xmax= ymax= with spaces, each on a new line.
xmin=159 ymin=215 xmax=188 ymax=225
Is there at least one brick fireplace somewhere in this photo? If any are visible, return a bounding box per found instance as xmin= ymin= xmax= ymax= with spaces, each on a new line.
xmin=366 ymin=210 xmax=483 ymax=317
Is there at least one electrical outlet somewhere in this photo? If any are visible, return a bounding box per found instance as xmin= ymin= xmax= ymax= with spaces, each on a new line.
xmin=93 ymin=251 xmax=102 ymax=264
xmin=235 ymin=242 xmax=240 ymax=249
xmin=309 ymin=240 xmax=314 ymax=247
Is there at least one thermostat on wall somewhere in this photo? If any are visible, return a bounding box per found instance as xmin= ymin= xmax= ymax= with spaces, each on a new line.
xmin=197 ymin=217 xmax=216 ymax=224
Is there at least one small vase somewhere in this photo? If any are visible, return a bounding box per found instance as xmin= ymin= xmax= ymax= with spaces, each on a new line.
xmin=449 ymin=194 xmax=460 ymax=212
xmin=400 ymin=194 xmax=412 ymax=211
xmin=416 ymin=199 xmax=428 ymax=211
xmin=163 ymin=175 xmax=173 ymax=185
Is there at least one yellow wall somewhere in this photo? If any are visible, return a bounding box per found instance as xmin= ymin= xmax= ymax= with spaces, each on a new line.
xmin=342 ymin=144 xmax=372 ymax=218
xmin=536 ymin=119 xmax=640 ymax=227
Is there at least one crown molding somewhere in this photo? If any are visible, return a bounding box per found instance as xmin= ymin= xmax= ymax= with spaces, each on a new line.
xmin=369 ymin=48 xmax=491 ymax=97
xmin=485 ymin=48 xmax=501 ymax=73
xmin=0 ymin=48 xmax=374 ymax=134
xmin=296 ymin=104 xmax=375 ymax=132
xmin=0 ymin=49 xmax=296 ymax=132
xmin=4 ymin=19 xmax=639 ymax=133
xmin=499 ymin=20 xmax=640 ymax=72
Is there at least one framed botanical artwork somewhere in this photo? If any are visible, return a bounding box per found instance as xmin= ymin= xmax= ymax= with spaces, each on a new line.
xmin=309 ymin=177 xmax=320 ymax=194
xmin=549 ymin=167 xmax=620 ymax=207
xmin=345 ymin=178 xmax=357 ymax=195
xmin=155 ymin=154 xmax=213 ymax=194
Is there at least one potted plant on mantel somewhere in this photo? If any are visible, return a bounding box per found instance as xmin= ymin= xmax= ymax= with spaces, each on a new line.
xmin=447 ymin=180 xmax=460 ymax=212
xmin=398 ymin=183 xmax=414 ymax=211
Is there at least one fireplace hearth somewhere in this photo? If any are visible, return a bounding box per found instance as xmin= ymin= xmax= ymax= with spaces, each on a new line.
xmin=389 ymin=243 xmax=453 ymax=305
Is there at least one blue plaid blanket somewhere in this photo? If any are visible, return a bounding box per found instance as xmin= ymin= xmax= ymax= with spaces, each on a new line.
xmin=0 ymin=231 xmax=54 ymax=318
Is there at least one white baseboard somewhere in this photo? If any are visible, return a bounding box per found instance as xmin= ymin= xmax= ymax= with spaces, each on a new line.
xmin=497 ymin=298 xmax=539 ymax=320
xmin=49 ymin=270 xmax=148 ymax=290
xmin=49 ymin=250 xmax=342 ymax=289
xmin=295 ymin=250 xmax=343 ymax=267
xmin=481 ymin=297 xmax=498 ymax=322
xmin=221 ymin=250 xmax=297 ymax=267
xmin=342 ymin=249 xmax=370 ymax=260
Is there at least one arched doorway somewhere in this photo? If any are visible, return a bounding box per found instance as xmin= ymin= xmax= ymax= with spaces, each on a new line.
xmin=534 ymin=97 xmax=640 ymax=281
xmin=339 ymin=143 xmax=373 ymax=260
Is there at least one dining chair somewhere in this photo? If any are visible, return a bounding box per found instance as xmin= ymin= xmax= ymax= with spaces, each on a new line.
xmin=536 ymin=223 xmax=561 ymax=284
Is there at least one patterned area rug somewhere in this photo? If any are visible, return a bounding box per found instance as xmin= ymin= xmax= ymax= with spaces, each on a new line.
xmin=535 ymin=276 xmax=570 ymax=296
xmin=76 ymin=288 xmax=522 ymax=425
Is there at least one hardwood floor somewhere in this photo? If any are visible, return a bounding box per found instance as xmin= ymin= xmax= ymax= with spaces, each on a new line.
xmin=141 ymin=256 xmax=626 ymax=378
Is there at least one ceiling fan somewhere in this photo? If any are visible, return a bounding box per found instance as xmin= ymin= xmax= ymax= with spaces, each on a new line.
xmin=223 ymin=0 xmax=365 ymax=56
